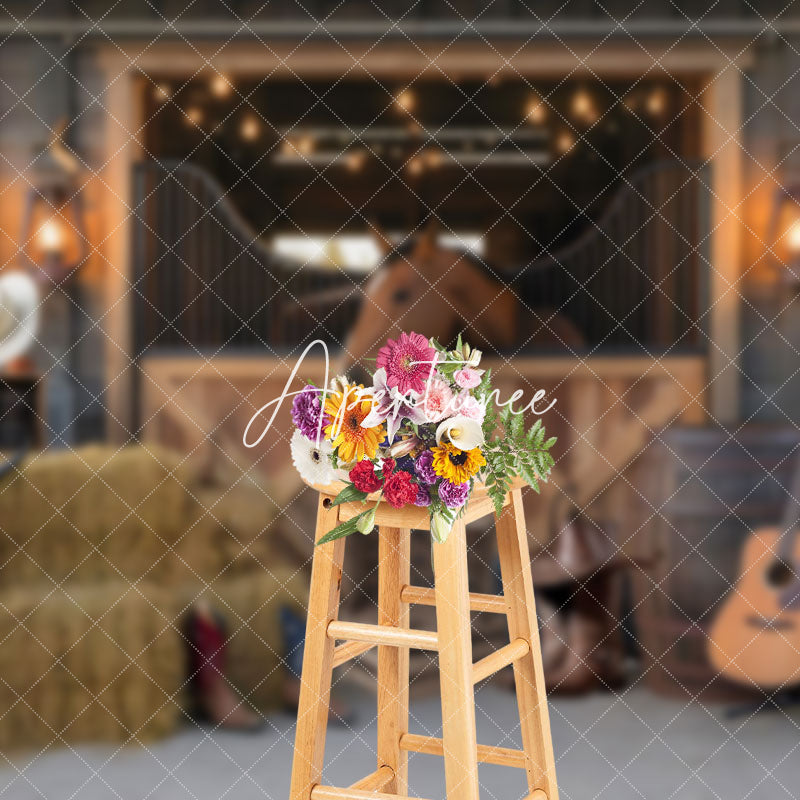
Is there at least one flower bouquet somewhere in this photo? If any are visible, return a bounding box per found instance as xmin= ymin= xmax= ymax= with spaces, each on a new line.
xmin=289 ymin=332 xmax=556 ymax=544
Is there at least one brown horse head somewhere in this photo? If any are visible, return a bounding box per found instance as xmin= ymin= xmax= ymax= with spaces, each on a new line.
xmin=340 ymin=223 xmax=519 ymax=378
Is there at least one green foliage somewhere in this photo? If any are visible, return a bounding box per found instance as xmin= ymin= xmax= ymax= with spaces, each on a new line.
xmin=330 ymin=484 xmax=368 ymax=506
xmin=316 ymin=508 xmax=374 ymax=544
xmin=481 ymin=403 xmax=556 ymax=516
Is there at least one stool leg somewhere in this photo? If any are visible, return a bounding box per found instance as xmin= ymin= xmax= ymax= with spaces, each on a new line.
xmin=289 ymin=497 xmax=346 ymax=800
xmin=433 ymin=518 xmax=480 ymax=800
xmin=495 ymin=489 xmax=559 ymax=800
xmin=377 ymin=526 xmax=411 ymax=794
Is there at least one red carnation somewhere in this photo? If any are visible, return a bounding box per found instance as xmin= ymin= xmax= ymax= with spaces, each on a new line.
xmin=383 ymin=470 xmax=418 ymax=509
xmin=349 ymin=459 xmax=383 ymax=493
xmin=381 ymin=458 xmax=396 ymax=478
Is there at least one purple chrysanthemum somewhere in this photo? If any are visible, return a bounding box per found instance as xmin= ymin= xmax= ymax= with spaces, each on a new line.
xmin=414 ymin=450 xmax=437 ymax=485
xmin=413 ymin=484 xmax=432 ymax=507
xmin=291 ymin=385 xmax=329 ymax=441
xmin=438 ymin=479 xmax=470 ymax=509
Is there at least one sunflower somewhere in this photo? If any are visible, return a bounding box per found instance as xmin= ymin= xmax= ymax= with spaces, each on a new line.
xmin=324 ymin=384 xmax=385 ymax=463
xmin=431 ymin=442 xmax=486 ymax=484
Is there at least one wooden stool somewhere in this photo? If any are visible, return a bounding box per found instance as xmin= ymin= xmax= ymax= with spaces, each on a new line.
xmin=289 ymin=480 xmax=559 ymax=800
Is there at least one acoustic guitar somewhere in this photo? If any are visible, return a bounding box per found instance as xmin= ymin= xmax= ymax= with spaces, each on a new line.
xmin=708 ymin=464 xmax=800 ymax=689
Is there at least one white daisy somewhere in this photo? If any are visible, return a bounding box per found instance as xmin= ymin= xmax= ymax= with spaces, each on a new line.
xmin=290 ymin=429 xmax=336 ymax=485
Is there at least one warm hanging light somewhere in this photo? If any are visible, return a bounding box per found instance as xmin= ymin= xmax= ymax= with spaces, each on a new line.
xmin=525 ymin=94 xmax=548 ymax=125
xmin=570 ymin=87 xmax=597 ymax=124
xmin=768 ymin=185 xmax=800 ymax=287
xmin=786 ymin=220 xmax=800 ymax=255
xmin=19 ymin=123 xmax=87 ymax=282
xmin=35 ymin=218 xmax=66 ymax=258
xmin=395 ymin=89 xmax=415 ymax=113
xmin=210 ymin=73 xmax=233 ymax=99
xmin=239 ymin=114 xmax=261 ymax=141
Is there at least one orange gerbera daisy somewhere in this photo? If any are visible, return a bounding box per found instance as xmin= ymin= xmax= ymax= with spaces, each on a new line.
xmin=324 ymin=384 xmax=385 ymax=463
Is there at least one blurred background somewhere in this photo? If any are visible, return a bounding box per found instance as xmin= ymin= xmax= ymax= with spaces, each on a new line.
xmin=0 ymin=1 xmax=799 ymax=798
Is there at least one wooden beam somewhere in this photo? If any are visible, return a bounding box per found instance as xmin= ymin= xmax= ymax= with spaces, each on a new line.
xmin=705 ymin=66 xmax=743 ymax=424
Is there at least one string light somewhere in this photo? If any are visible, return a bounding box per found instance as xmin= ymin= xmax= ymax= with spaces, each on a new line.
xmin=425 ymin=149 xmax=444 ymax=168
xmin=154 ymin=83 xmax=171 ymax=102
xmin=645 ymin=87 xmax=668 ymax=117
xmin=296 ymin=135 xmax=315 ymax=156
xmin=240 ymin=114 xmax=260 ymax=141
xmin=407 ymin=156 xmax=424 ymax=176
xmin=346 ymin=149 xmax=366 ymax=171
xmin=525 ymin=95 xmax=547 ymax=125
xmin=395 ymin=89 xmax=415 ymax=113
xmin=555 ymin=129 xmax=576 ymax=155
xmin=571 ymin=87 xmax=597 ymax=124
xmin=185 ymin=106 xmax=204 ymax=127
xmin=210 ymin=73 xmax=233 ymax=99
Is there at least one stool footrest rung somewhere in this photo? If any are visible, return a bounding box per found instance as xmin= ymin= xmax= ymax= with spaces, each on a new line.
xmin=472 ymin=638 xmax=530 ymax=684
xmin=348 ymin=765 xmax=394 ymax=791
xmin=400 ymin=585 xmax=508 ymax=615
xmin=332 ymin=640 xmax=375 ymax=668
xmin=327 ymin=620 xmax=438 ymax=650
xmin=311 ymin=787 xmax=431 ymax=800
xmin=399 ymin=733 xmax=528 ymax=769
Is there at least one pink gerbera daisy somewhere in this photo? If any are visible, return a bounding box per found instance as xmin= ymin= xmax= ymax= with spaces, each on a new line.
xmin=376 ymin=332 xmax=436 ymax=395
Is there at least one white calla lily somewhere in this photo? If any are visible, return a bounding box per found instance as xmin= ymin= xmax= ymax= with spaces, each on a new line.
xmin=435 ymin=415 xmax=484 ymax=450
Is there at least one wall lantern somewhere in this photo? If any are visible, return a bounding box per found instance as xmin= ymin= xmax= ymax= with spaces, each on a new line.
xmin=768 ymin=185 xmax=800 ymax=288
xmin=19 ymin=128 xmax=87 ymax=284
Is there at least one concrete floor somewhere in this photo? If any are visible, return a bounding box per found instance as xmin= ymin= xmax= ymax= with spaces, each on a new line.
xmin=1 ymin=686 xmax=798 ymax=800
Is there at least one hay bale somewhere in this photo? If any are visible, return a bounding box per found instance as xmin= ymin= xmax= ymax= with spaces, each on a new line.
xmin=0 ymin=445 xmax=197 ymax=589
xmin=186 ymin=567 xmax=308 ymax=712
xmin=0 ymin=581 xmax=183 ymax=753
xmin=173 ymin=481 xmax=282 ymax=587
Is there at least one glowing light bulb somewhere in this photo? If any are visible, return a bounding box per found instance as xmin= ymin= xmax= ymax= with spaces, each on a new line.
xmin=555 ymin=130 xmax=576 ymax=155
xmin=406 ymin=156 xmax=424 ymax=176
xmin=346 ymin=150 xmax=366 ymax=171
xmin=571 ymin=88 xmax=597 ymax=123
xmin=210 ymin=73 xmax=232 ymax=98
xmin=395 ymin=89 xmax=415 ymax=113
xmin=296 ymin=135 xmax=315 ymax=156
xmin=185 ymin=106 xmax=204 ymax=127
xmin=786 ymin=221 xmax=800 ymax=254
xmin=240 ymin=115 xmax=260 ymax=141
xmin=646 ymin=87 xmax=668 ymax=116
xmin=37 ymin=218 xmax=64 ymax=256
xmin=526 ymin=96 xmax=547 ymax=124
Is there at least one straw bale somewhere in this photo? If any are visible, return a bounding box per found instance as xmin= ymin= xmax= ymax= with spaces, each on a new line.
xmin=0 ymin=580 xmax=183 ymax=753
xmin=0 ymin=445 xmax=196 ymax=589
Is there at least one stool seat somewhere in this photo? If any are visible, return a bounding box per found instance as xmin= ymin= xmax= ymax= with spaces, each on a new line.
xmin=289 ymin=483 xmax=559 ymax=800
xmin=303 ymin=476 xmax=527 ymax=529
